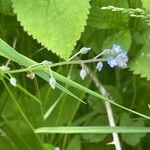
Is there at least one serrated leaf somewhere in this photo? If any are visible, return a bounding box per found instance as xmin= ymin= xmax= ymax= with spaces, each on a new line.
xmin=120 ymin=113 xmax=146 ymax=146
xmin=129 ymin=42 xmax=150 ymax=80
xmin=103 ymin=30 xmax=131 ymax=51
xmin=12 ymin=0 xmax=90 ymax=59
xmin=88 ymin=0 xmax=129 ymax=29
xmin=141 ymin=0 xmax=150 ymax=11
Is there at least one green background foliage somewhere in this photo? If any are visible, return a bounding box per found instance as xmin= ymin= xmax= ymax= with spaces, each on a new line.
xmin=0 ymin=0 xmax=150 ymax=150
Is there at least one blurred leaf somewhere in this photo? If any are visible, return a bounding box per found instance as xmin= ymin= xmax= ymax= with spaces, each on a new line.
xmin=141 ymin=0 xmax=150 ymax=11
xmin=12 ymin=0 xmax=90 ymax=59
xmin=103 ymin=30 xmax=131 ymax=51
xmin=0 ymin=135 xmax=16 ymax=150
xmin=1 ymin=122 xmax=41 ymax=150
xmin=43 ymin=143 xmax=54 ymax=150
xmin=82 ymin=116 xmax=108 ymax=142
xmin=105 ymin=85 xmax=123 ymax=105
xmin=0 ymin=0 xmax=13 ymax=15
xmin=0 ymin=86 xmax=44 ymax=150
xmin=129 ymin=42 xmax=150 ymax=80
xmin=88 ymin=0 xmax=129 ymax=29
xmin=87 ymin=94 xmax=106 ymax=114
xmin=66 ymin=136 xmax=81 ymax=150
xmin=120 ymin=113 xmax=146 ymax=146
xmin=81 ymin=26 xmax=107 ymax=53
xmin=40 ymin=71 xmax=91 ymax=126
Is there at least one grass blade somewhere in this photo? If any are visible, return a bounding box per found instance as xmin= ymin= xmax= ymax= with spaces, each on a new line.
xmin=35 ymin=126 xmax=150 ymax=134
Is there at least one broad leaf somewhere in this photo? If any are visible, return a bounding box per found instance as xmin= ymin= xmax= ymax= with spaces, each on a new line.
xmin=81 ymin=26 xmax=107 ymax=53
xmin=141 ymin=0 xmax=150 ymax=11
xmin=129 ymin=42 xmax=150 ymax=80
xmin=12 ymin=0 xmax=90 ymax=59
xmin=103 ymin=30 xmax=131 ymax=51
xmin=82 ymin=116 xmax=107 ymax=142
xmin=120 ymin=113 xmax=146 ymax=146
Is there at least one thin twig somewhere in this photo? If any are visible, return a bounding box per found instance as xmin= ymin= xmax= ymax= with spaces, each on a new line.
xmin=84 ymin=65 xmax=122 ymax=150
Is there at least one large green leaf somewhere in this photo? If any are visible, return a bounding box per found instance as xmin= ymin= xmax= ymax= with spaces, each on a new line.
xmin=129 ymin=42 xmax=150 ymax=80
xmin=120 ymin=113 xmax=146 ymax=146
xmin=103 ymin=30 xmax=131 ymax=51
xmin=141 ymin=0 xmax=150 ymax=11
xmin=12 ymin=0 xmax=90 ymax=59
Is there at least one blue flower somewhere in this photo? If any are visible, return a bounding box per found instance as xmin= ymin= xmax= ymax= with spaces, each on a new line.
xmin=112 ymin=44 xmax=122 ymax=53
xmin=107 ymin=57 xmax=118 ymax=68
xmin=116 ymin=51 xmax=128 ymax=68
xmin=107 ymin=44 xmax=128 ymax=69
xmin=96 ymin=62 xmax=103 ymax=71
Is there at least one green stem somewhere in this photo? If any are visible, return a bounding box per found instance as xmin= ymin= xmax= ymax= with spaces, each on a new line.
xmin=6 ymin=58 xmax=106 ymax=74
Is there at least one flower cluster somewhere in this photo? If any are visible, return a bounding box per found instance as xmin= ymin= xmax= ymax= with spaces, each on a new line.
xmin=79 ymin=44 xmax=128 ymax=80
xmin=105 ymin=44 xmax=128 ymax=69
xmin=0 ymin=44 xmax=128 ymax=89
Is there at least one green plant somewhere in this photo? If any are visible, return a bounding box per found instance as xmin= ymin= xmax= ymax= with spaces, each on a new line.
xmin=0 ymin=0 xmax=150 ymax=150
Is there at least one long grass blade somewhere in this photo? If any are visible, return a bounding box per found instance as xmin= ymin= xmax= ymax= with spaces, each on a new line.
xmin=35 ymin=126 xmax=150 ymax=134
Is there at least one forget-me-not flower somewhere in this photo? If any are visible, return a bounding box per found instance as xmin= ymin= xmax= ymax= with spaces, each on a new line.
xmin=106 ymin=44 xmax=128 ymax=69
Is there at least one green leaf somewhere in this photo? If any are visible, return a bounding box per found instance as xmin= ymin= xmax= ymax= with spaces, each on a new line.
xmin=120 ymin=113 xmax=146 ymax=146
xmin=0 ymin=0 xmax=13 ymax=15
xmin=12 ymin=0 xmax=90 ymax=59
xmin=44 ymin=93 xmax=63 ymax=120
xmin=82 ymin=116 xmax=107 ymax=142
xmin=103 ymin=30 xmax=131 ymax=51
xmin=87 ymin=94 xmax=106 ymax=114
xmin=43 ymin=144 xmax=54 ymax=150
xmin=66 ymin=136 xmax=81 ymax=150
xmin=81 ymin=26 xmax=107 ymax=53
xmin=88 ymin=0 xmax=129 ymax=29
xmin=2 ymin=82 xmax=44 ymax=150
xmin=141 ymin=0 xmax=150 ymax=11
xmin=129 ymin=42 xmax=150 ymax=80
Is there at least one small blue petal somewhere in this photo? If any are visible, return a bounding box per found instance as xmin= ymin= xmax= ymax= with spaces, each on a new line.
xmin=96 ymin=62 xmax=103 ymax=71
xmin=107 ymin=57 xmax=118 ymax=68
xmin=112 ymin=44 xmax=122 ymax=53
